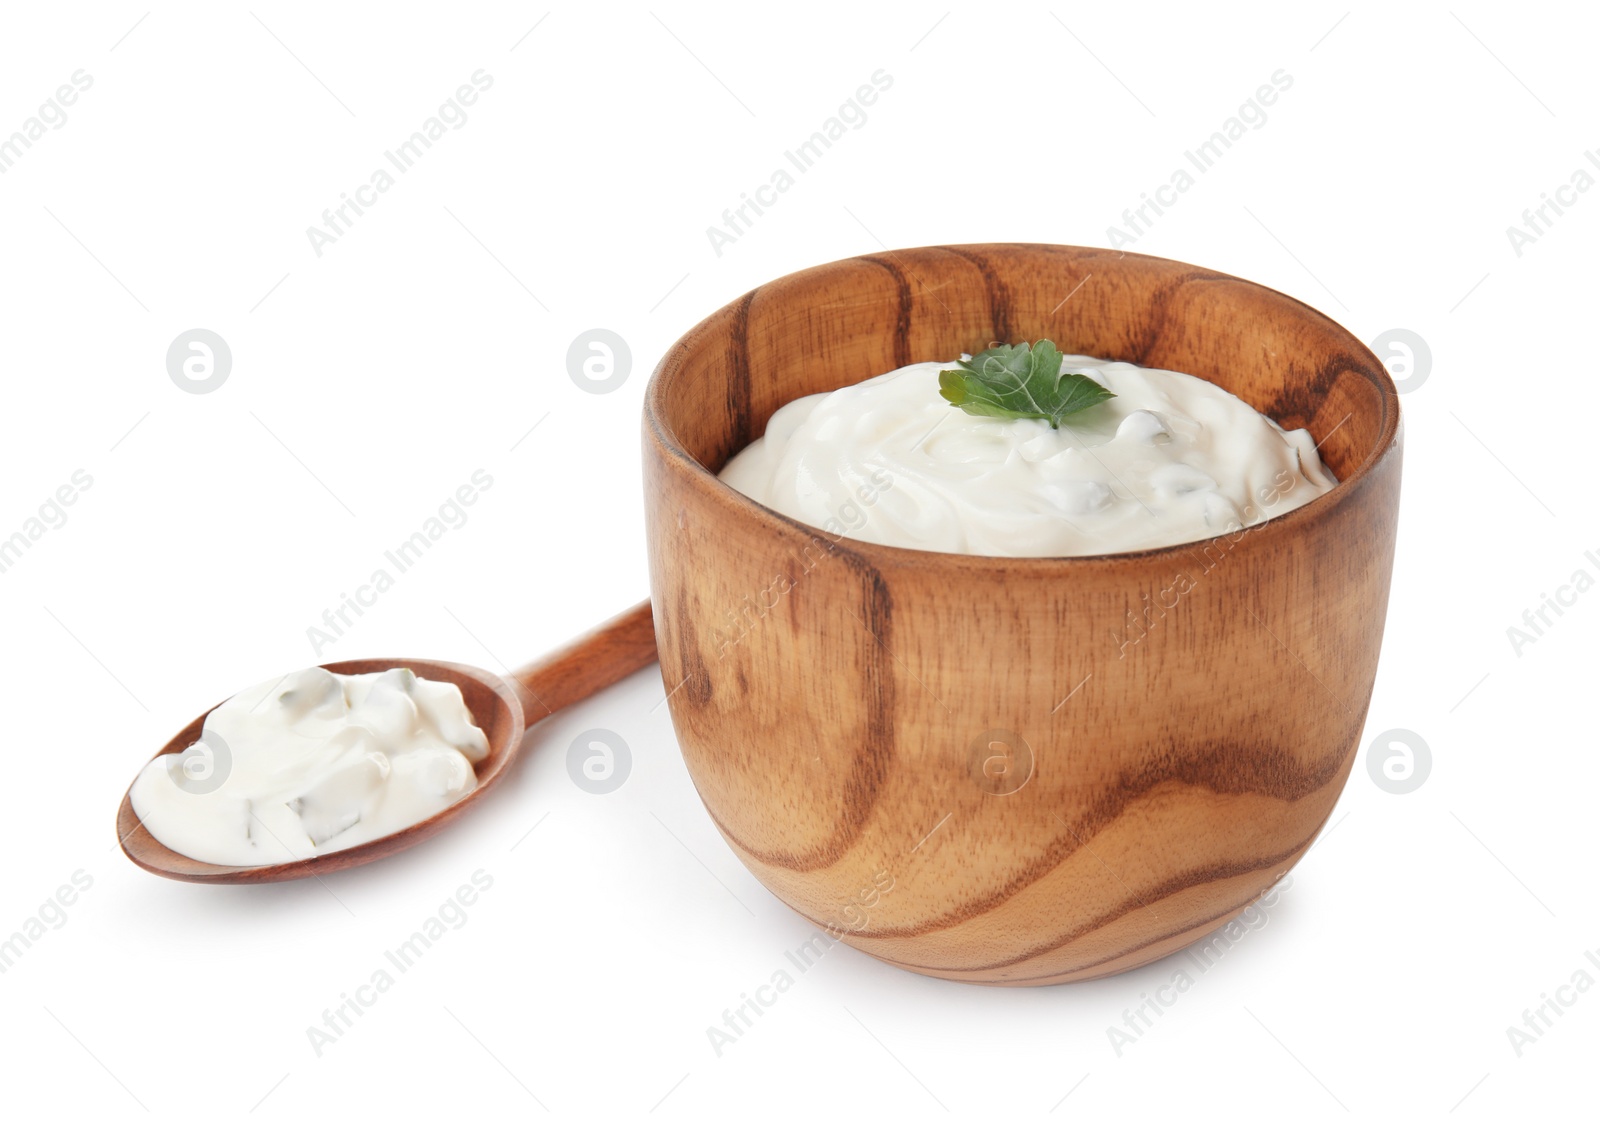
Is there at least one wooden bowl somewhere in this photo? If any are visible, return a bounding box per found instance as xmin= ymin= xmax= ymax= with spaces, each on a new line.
xmin=642 ymin=244 xmax=1402 ymax=985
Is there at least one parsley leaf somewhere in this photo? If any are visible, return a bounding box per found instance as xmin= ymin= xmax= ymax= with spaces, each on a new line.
xmin=938 ymin=340 xmax=1115 ymax=428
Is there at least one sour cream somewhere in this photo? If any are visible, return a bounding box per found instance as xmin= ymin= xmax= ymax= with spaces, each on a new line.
xmin=130 ymin=667 xmax=489 ymax=867
xmin=718 ymin=355 xmax=1337 ymax=558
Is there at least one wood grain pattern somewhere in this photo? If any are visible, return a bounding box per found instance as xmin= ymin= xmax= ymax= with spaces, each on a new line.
xmin=118 ymin=601 xmax=654 ymax=884
xmin=642 ymin=243 xmax=1402 ymax=985
xmin=513 ymin=600 xmax=658 ymax=719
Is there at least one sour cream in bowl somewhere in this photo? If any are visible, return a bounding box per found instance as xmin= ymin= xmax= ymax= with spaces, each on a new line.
xmin=718 ymin=351 xmax=1336 ymax=558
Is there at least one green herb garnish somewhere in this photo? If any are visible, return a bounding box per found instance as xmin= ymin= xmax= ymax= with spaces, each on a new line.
xmin=938 ymin=340 xmax=1115 ymax=428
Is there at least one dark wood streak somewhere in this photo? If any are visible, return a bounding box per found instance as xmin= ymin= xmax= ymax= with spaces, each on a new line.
xmin=876 ymin=823 xmax=1323 ymax=976
xmin=856 ymin=255 xmax=914 ymax=368
xmin=696 ymin=544 xmax=898 ymax=873
xmin=943 ymin=246 xmax=1014 ymax=342
xmin=1262 ymin=349 xmax=1391 ymax=440
xmin=719 ymin=725 xmax=1356 ymax=937
xmin=853 ymin=566 xmax=897 ymax=852
xmin=722 ymin=288 xmax=756 ymax=461
xmin=674 ymin=611 xmax=713 ymax=708
xmin=876 ymin=893 xmax=1266 ymax=984
xmin=1123 ymin=272 xmax=1219 ymax=366
xmin=995 ymin=899 xmax=1268 ymax=983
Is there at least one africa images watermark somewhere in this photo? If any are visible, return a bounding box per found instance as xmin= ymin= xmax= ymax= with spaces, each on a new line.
xmin=1105 ymin=873 xmax=1293 ymax=1056
xmin=705 ymin=868 xmax=896 ymax=1057
xmin=0 ymin=469 xmax=94 ymax=577
xmin=0 ymin=869 xmax=94 ymax=975
xmin=1505 ymin=148 xmax=1600 ymax=257
xmin=1504 ymin=545 xmax=1600 ymax=656
xmin=306 ymin=868 xmax=493 ymax=1056
xmin=0 ymin=70 xmax=93 ymax=175
xmin=306 ymin=69 xmax=494 ymax=257
xmin=1505 ymin=943 xmax=1600 ymax=1058
xmin=305 ymin=469 xmax=495 ymax=656
xmin=706 ymin=69 xmax=894 ymax=257
xmin=1105 ymin=70 xmax=1293 ymax=247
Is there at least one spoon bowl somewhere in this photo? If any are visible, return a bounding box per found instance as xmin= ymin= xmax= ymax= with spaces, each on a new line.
xmin=118 ymin=602 xmax=656 ymax=884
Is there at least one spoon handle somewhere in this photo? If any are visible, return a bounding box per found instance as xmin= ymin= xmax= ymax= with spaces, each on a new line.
xmin=510 ymin=600 xmax=658 ymax=720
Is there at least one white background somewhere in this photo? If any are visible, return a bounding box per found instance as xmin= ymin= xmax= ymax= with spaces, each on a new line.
xmin=0 ymin=2 xmax=1593 ymax=1121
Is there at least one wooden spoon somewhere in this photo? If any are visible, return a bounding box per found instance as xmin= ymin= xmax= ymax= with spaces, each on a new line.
xmin=117 ymin=600 xmax=657 ymax=884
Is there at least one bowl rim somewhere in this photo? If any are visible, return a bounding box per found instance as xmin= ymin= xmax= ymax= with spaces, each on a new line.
xmin=643 ymin=242 xmax=1401 ymax=571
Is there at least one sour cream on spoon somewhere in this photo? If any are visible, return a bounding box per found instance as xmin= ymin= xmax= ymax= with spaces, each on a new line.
xmin=129 ymin=667 xmax=490 ymax=868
